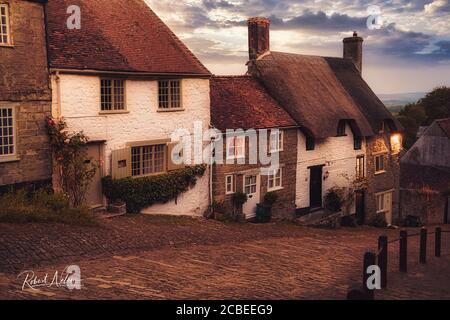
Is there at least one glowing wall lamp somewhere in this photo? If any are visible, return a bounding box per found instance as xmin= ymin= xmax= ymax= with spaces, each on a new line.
xmin=390 ymin=133 xmax=403 ymax=154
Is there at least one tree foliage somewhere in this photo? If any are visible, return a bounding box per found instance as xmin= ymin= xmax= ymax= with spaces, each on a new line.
xmin=46 ymin=117 xmax=97 ymax=208
xmin=396 ymin=86 xmax=450 ymax=149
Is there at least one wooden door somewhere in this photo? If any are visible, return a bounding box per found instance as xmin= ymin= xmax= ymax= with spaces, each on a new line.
xmin=309 ymin=166 xmax=323 ymax=209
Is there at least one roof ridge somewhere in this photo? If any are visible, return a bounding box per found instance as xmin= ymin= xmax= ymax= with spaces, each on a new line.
xmin=270 ymin=51 xmax=346 ymax=61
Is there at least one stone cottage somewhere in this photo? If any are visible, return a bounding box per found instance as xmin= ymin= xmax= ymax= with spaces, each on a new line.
xmin=401 ymin=118 xmax=450 ymax=224
xmin=210 ymin=76 xmax=298 ymax=220
xmin=45 ymin=0 xmax=212 ymax=215
xmin=0 ymin=0 xmax=52 ymax=191
xmin=244 ymin=18 xmax=402 ymax=224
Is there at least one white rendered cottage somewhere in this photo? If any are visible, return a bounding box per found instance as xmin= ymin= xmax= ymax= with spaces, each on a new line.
xmin=46 ymin=0 xmax=211 ymax=215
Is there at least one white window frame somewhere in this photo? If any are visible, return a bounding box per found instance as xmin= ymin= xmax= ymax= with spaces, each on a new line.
xmin=0 ymin=4 xmax=11 ymax=46
xmin=376 ymin=193 xmax=386 ymax=214
xmin=0 ymin=105 xmax=17 ymax=162
xmin=225 ymin=175 xmax=235 ymax=195
xmin=269 ymin=129 xmax=284 ymax=153
xmin=374 ymin=153 xmax=387 ymax=175
xmin=268 ymin=168 xmax=283 ymax=191
xmin=226 ymin=135 xmax=245 ymax=160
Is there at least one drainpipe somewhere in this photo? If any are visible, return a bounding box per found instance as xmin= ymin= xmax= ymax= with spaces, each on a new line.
xmin=54 ymin=71 xmax=62 ymax=118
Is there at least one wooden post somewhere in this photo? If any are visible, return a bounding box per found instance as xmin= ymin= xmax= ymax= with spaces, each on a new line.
xmin=420 ymin=228 xmax=427 ymax=264
xmin=435 ymin=227 xmax=442 ymax=258
xmin=363 ymin=251 xmax=376 ymax=300
xmin=378 ymin=235 xmax=388 ymax=288
xmin=399 ymin=230 xmax=407 ymax=272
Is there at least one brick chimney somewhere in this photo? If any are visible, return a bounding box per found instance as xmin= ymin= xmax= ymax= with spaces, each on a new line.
xmin=248 ymin=17 xmax=270 ymax=60
xmin=343 ymin=31 xmax=364 ymax=74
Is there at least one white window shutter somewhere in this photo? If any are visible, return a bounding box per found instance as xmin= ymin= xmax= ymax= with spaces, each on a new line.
xmin=167 ymin=142 xmax=185 ymax=171
xmin=111 ymin=147 xmax=131 ymax=179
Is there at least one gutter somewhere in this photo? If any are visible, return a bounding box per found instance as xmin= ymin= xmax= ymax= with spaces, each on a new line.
xmin=49 ymin=68 xmax=212 ymax=79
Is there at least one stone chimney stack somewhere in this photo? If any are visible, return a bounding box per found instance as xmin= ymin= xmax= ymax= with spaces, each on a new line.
xmin=248 ymin=17 xmax=270 ymax=60
xmin=343 ymin=31 xmax=364 ymax=74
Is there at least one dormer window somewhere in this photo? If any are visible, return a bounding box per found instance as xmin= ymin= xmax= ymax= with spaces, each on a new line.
xmin=0 ymin=4 xmax=11 ymax=45
xmin=337 ymin=120 xmax=347 ymax=136
xmin=306 ymin=135 xmax=315 ymax=151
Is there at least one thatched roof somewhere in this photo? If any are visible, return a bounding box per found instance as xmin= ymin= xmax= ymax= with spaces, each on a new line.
xmin=210 ymin=76 xmax=297 ymax=131
xmin=253 ymin=52 xmax=400 ymax=138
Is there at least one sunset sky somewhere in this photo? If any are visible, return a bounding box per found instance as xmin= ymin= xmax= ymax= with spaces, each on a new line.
xmin=146 ymin=0 xmax=450 ymax=94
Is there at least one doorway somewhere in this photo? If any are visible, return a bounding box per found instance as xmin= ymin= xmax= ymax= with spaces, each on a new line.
xmin=309 ymin=165 xmax=323 ymax=209
xmin=242 ymin=174 xmax=260 ymax=219
xmin=85 ymin=142 xmax=104 ymax=208
xmin=355 ymin=190 xmax=365 ymax=225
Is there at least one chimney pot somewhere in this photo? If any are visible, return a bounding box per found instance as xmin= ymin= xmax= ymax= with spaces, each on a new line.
xmin=248 ymin=17 xmax=270 ymax=60
xmin=343 ymin=32 xmax=364 ymax=74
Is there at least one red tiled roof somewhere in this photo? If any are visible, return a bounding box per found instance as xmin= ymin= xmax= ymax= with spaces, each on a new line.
xmin=436 ymin=118 xmax=450 ymax=138
xmin=210 ymin=76 xmax=297 ymax=130
xmin=46 ymin=0 xmax=210 ymax=75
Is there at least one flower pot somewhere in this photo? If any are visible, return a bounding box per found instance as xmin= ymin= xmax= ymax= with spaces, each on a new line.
xmin=109 ymin=202 xmax=127 ymax=215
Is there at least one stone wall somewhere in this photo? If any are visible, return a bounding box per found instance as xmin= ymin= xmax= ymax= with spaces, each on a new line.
xmin=213 ymin=128 xmax=298 ymax=220
xmin=400 ymin=189 xmax=447 ymax=225
xmin=0 ymin=0 xmax=52 ymax=187
xmin=365 ymin=133 xmax=401 ymax=224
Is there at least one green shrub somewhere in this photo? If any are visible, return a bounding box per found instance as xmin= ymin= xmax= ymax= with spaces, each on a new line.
xmin=0 ymin=190 xmax=95 ymax=225
xmin=324 ymin=188 xmax=343 ymax=212
xmin=232 ymin=192 xmax=248 ymax=209
xmin=264 ymin=192 xmax=278 ymax=207
xmin=102 ymin=165 xmax=207 ymax=214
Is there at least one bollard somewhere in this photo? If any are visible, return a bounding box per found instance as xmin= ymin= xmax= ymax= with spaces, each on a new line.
xmin=378 ymin=235 xmax=388 ymax=288
xmin=435 ymin=227 xmax=442 ymax=258
xmin=399 ymin=230 xmax=408 ymax=272
xmin=420 ymin=228 xmax=427 ymax=264
xmin=363 ymin=251 xmax=376 ymax=300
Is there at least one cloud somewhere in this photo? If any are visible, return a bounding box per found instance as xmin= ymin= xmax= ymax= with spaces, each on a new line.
xmin=269 ymin=10 xmax=367 ymax=31
xmin=424 ymin=0 xmax=450 ymax=14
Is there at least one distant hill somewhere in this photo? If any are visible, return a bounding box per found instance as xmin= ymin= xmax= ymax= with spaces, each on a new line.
xmin=377 ymin=92 xmax=426 ymax=114
xmin=378 ymin=92 xmax=426 ymax=107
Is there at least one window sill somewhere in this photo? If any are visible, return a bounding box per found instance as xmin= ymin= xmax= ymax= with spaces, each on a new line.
xmin=268 ymin=186 xmax=284 ymax=192
xmin=132 ymin=171 xmax=167 ymax=178
xmin=0 ymin=44 xmax=14 ymax=48
xmin=269 ymin=149 xmax=283 ymax=154
xmin=157 ymin=108 xmax=185 ymax=113
xmin=0 ymin=156 xmax=20 ymax=163
xmin=99 ymin=110 xmax=130 ymax=115
xmin=375 ymin=170 xmax=386 ymax=176
xmin=226 ymin=156 xmax=245 ymax=161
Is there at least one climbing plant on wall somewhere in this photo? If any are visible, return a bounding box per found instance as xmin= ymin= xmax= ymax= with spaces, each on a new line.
xmin=101 ymin=165 xmax=207 ymax=214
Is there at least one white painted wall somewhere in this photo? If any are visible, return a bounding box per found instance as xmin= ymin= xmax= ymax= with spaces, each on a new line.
xmin=52 ymin=74 xmax=211 ymax=216
xmin=296 ymin=124 xmax=366 ymax=213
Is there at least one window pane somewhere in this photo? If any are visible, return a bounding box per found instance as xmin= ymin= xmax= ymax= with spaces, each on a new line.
xmin=0 ymin=107 xmax=15 ymax=156
xmin=158 ymin=81 xmax=169 ymax=109
xmin=0 ymin=5 xmax=9 ymax=45
xmin=131 ymin=147 xmax=141 ymax=176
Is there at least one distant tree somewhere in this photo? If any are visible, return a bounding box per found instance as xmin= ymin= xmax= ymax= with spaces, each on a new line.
xmin=397 ymin=103 xmax=427 ymax=149
xmin=396 ymin=86 xmax=450 ymax=149
xmin=418 ymin=86 xmax=450 ymax=124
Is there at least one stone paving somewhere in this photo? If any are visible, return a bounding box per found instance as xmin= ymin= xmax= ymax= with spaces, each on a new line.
xmin=0 ymin=216 xmax=449 ymax=300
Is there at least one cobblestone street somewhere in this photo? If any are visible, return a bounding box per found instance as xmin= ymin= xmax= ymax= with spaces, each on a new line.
xmin=1 ymin=216 xmax=449 ymax=300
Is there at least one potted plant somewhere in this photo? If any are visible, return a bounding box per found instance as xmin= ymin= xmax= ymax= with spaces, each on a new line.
xmin=256 ymin=192 xmax=278 ymax=223
xmin=232 ymin=192 xmax=248 ymax=221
